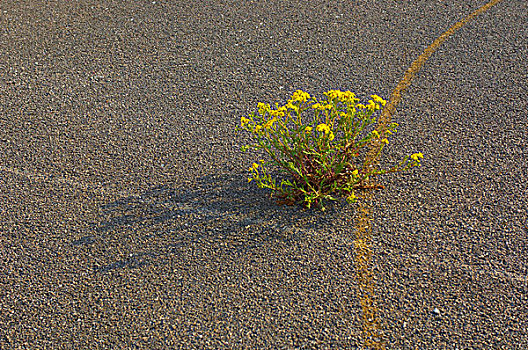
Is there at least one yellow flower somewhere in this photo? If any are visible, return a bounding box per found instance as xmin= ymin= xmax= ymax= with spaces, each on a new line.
xmin=254 ymin=125 xmax=262 ymax=133
xmin=240 ymin=117 xmax=250 ymax=126
xmin=305 ymin=126 xmax=313 ymax=133
xmin=382 ymin=138 xmax=389 ymax=145
xmin=286 ymin=101 xmax=299 ymax=112
xmin=352 ymin=169 xmax=359 ymax=176
xmin=372 ymin=130 xmax=380 ymax=138
xmin=258 ymin=102 xmax=271 ymax=115
xmin=263 ymin=117 xmax=277 ymax=130
xmin=347 ymin=193 xmax=357 ymax=202
xmin=367 ymin=100 xmax=380 ymax=111
xmin=356 ymin=104 xmax=366 ymax=109
xmin=312 ymin=103 xmax=332 ymax=111
xmin=291 ymin=90 xmax=311 ymax=102
xmin=325 ymin=89 xmax=356 ymax=103
xmin=325 ymin=90 xmax=341 ymax=100
xmin=312 ymin=102 xmax=332 ymax=110
xmin=270 ymin=109 xmax=285 ymax=117
xmin=371 ymin=94 xmax=387 ymax=106
xmin=411 ymin=152 xmax=424 ymax=161
xmin=342 ymin=91 xmax=358 ymax=103
xmin=269 ymin=105 xmax=288 ymax=117
xmin=316 ymin=123 xmax=330 ymax=135
xmin=316 ymin=123 xmax=334 ymax=140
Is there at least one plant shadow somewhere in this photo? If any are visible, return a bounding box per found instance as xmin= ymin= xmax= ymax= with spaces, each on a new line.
xmin=76 ymin=173 xmax=353 ymax=273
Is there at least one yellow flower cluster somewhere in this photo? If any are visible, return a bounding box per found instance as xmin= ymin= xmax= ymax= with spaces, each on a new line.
xmin=238 ymin=88 xmax=425 ymax=210
xmin=371 ymin=94 xmax=387 ymax=106
xmin=285 ymin=100 xmax=299 ymax=112
xmin=291 ymin=90 xmax=311 ymax=103
xmin=311 ymin=103 xmax=333 ymax=110
xmin=325 ymin=90 xmax=359 ymax=104
xmin=411 ymin=152 xmax=424 ymax=161
xmin=316 ymin=123 xmax=330 ymax=134
xmin=242 ymin=102 xmax=286 ymax=135
xmin=247 ymin=162 xmax=259 ymax=182
xmin=367 ymin=100 xmax=380 ymax=111
xmin=347 ymin=192 xmax=357 ymax=203
xmin=263 ymin=117 xmax=277 ymax=130
xmin=258 ymin=102 xmax=271 ymax=115
xmin=269 ymin=106 xmax=287 ymax=117
xmin=316 ymin=123 xmax=334 ymax=141
xmin=365 ymin=95 xmax=386 ymax=111
xmin=371 ymin=129 xmax=389 ymax=144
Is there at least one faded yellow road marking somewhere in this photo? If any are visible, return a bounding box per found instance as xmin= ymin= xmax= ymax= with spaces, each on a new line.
xmin=353 ymin=0 xmax=505 ymax=348
xmin=353 ymin=190 xmax=385 ymax=349
xmin=377 ymin=0 xmax=505 ymax=132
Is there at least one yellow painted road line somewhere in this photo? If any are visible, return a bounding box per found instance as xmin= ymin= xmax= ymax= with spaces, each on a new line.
xmin=377 ymin=0 xmax=505 ymax=131
xmin=354 ymin=1 xmax=505 ymax=349
xmin=353 ymin=189 xmax=385 ymax=349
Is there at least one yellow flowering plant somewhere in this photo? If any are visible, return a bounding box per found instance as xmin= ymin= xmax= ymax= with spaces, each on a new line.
xmin=238 ymin=89 xmax=423 ymax=210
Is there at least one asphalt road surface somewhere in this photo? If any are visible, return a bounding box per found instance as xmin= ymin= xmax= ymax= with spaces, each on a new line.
xmin=1 ymin=0 xmax=527 ymax=348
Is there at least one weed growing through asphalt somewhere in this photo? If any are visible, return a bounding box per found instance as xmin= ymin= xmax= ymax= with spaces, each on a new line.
xmin=238 ymin=90 xmax=423 ymax=210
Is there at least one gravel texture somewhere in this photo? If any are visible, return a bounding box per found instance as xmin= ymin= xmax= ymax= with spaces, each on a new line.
xmin=0 ymin=0 xmax=527 ymax=348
